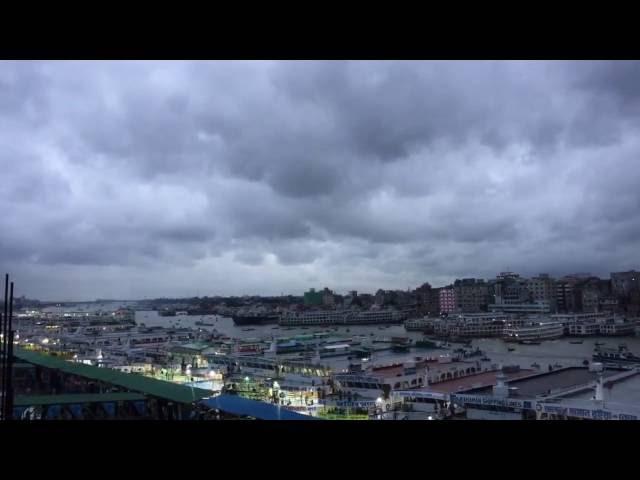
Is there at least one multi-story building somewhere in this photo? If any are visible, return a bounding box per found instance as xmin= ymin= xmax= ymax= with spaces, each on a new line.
xmin=358 ymin=294 xmax=375 ymax=308
xmin=494 ymin=273 xmax=531 ymax=305
xmin=322 ymin=287 xmax=335 ymax=307
xmin=598 ymin=296 xmax=620 ymax=313
xmin=454 ymin=278 xmax=489 ymax=313
xmin=414 ymin=283 xmax=440 ymax=317
xmin=572 ymin=277 xmax=611 ymax=313
xmin=303 ymin=288 xmax=323 ymax=306
xmin=374 ymin=289 xmax=387 ymax=306
xmin=439 ymin=287 xmax=457 ymax=314
xmin=611 ymin=270 xmax=640 ymax=297
xmin=343 ymin=291 xmax=357 ymax=308
xmin=527 ymin=274 xmax=556 ymax=309
xmin=555 ymin=276 xmax=581 ymax=313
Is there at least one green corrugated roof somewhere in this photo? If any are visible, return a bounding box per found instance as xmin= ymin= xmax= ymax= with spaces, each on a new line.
xmin=15 ymin=349 xmax=213 ymax=404
xmin=15 ymin=392 xmax=146 ymax=406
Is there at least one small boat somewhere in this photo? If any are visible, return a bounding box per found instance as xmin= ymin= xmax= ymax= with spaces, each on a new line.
xmin=531 ymin=362 xmax=541 ymax=369
xmin=595 ymin=342 xmax=605 ymax=346
xmin=569 ymin=340 xmax=583 ymax=344
xmin=508 ymin=347 xmax=516 ymax=352
xmin=481 ymin=356 xmax=491 ymax=361
xmin=553 ymin=363 xmax=563 ymax=368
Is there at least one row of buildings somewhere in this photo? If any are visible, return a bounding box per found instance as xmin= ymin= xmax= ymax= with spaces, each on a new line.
xmin=303 ymin=270 xmax=640 ymax=317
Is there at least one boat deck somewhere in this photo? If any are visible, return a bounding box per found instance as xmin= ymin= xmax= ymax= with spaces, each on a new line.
xmin=421 ymin=369 xmax=535 ymax=394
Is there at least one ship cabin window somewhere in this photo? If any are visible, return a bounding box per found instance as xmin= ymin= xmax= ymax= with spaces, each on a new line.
xmin=394 ymin=382 xmax=401 ymax=389
xmin=411 ymin=379 xmax=417 ymax=385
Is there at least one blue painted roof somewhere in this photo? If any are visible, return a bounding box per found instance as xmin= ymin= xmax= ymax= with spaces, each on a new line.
xmin=200 ymin=395 xmax=317 ymax=420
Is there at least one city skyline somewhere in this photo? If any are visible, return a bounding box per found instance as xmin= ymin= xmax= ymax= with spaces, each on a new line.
xmin=2 ymin=61 xmax=640 ymax=299
xmin=18 ymin=268 xmax=639 ymax=304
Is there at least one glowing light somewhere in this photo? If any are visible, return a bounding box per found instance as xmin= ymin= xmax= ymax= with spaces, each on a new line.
xmin=427 ymin=416 xmax=433 ymax=420
xmin=244 ymin=376 xmax=249 ymax=382
xmin=41 ymin=338 xmax=49 ymax=344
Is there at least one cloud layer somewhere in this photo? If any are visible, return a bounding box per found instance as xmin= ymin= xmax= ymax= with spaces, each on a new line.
xmin=1 ymin=60 xmax=639 ymax=300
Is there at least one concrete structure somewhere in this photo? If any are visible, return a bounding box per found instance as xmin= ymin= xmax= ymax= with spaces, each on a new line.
xmin=303 ymin=289 xmax=323 ymax=306
xmin=527 ymin=274 xmax=556 ymax=310
xmin=439 ymin=287 xmax=457 ymax=314
xmin=555 ymin=277 xmax=579 ymax=313
xmin=321 ymin=288 xmax=335 ymax=307
xmin=454 ymin=279 xmax=489 ymax=313
xmin=611 ymin=270 xmax=640 ymax=297
xmin=493 ymin=272 xmax=531 ymax=305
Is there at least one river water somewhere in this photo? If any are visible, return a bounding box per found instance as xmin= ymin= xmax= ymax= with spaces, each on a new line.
xmin=134 ymin=310 xmax=640 ymax=372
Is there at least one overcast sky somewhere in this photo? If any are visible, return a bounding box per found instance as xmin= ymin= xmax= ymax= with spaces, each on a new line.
xmin=1 ymin=60 xmax=639 ymax=300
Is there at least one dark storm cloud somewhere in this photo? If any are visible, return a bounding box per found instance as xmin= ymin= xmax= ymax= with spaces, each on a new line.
xmin=1 ymin=60 xmax=640 ymax=299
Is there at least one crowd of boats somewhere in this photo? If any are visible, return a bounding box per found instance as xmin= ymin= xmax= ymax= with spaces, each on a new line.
xmin=405 ymin=312 xmax=638 ymax=343
xmin=10 ymin=303 xmax=640 ymax=420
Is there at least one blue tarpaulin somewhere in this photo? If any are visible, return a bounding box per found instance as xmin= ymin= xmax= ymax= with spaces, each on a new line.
xmin=69 ymin=404 xmax=83 ymax=418
xmin=46 ymin=405 xmax=61 ymax=419
xmin=103 ymin=402 xmax=116 ymax=417
xmin=133 ymin=400 xmax=146 ymax=415
xmin=200 ymin=395 xmax=317 ymax=420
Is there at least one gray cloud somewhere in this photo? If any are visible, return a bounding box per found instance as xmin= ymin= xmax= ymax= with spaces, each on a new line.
xmin=1 ymin=60 xmax=640 ymax=299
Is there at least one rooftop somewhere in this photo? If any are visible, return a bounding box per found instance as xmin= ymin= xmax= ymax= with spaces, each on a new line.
xmin=200 ymin=395 xmax=317 ymax=420
xmin=15 ymin=349 xmax=213 ymax=404
xmin=423 ymin=369 xmax=535 ymax=394
xmin=468 ymin=367 xmax=626 ymax=398
xmin=560 ymin=371 xmax=640 ymax=404
xmin=14 ymin=392 xmax=146 ymax=406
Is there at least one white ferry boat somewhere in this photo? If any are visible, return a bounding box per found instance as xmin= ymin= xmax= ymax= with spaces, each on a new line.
xmin=431 ymin=313 xmax=517 ymax=338
xmin=404 ymin=318 xmax=432 ymax=332
xmin=279 ymin=308 xmax=405 ymax=326
xmin=333 ymin=362 xmax=428 ymax=399
xmin=503 ymin=320 xmax=564 ymax=342
xmin=349 ymin=309 xmax=406 ymax=325
xmin=279 ymin=310 xmax=348 ymax=326
xmin=563 ymin=315 xmax=636 ymax=337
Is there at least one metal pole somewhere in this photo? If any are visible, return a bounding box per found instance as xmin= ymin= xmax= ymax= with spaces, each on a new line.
xmin=1 ymin=274 xmax=8 ymax=420
xmin=0 ymin=310 xmax=4 ymax=421
xmin=6 ymin=282 xmax=14 ymax=420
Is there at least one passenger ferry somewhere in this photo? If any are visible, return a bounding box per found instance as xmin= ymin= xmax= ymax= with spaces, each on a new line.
xmin=593 ymin=344 xmax=640 ymax=365
xmin=598 ymin=319 xmax=637 ymax=336
xmin=279 ymin=308 xmax=405 ymax=326
xmin=566 ymin=316 xmax=636 ymax=337
xmin=503 ymin=320 xmax=564 ymax=342
xmin=404 ymin=318 xmax=432 ymax=332
xmin=319 ymin=343 xmax=351 ymax=358
xmin=279 ymin=310 xmax=348 ymax=326
xmin=333 ymin=361 xmax=429 ymax=399
xmin=431 ymin=313 xmax=517 ymax=338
